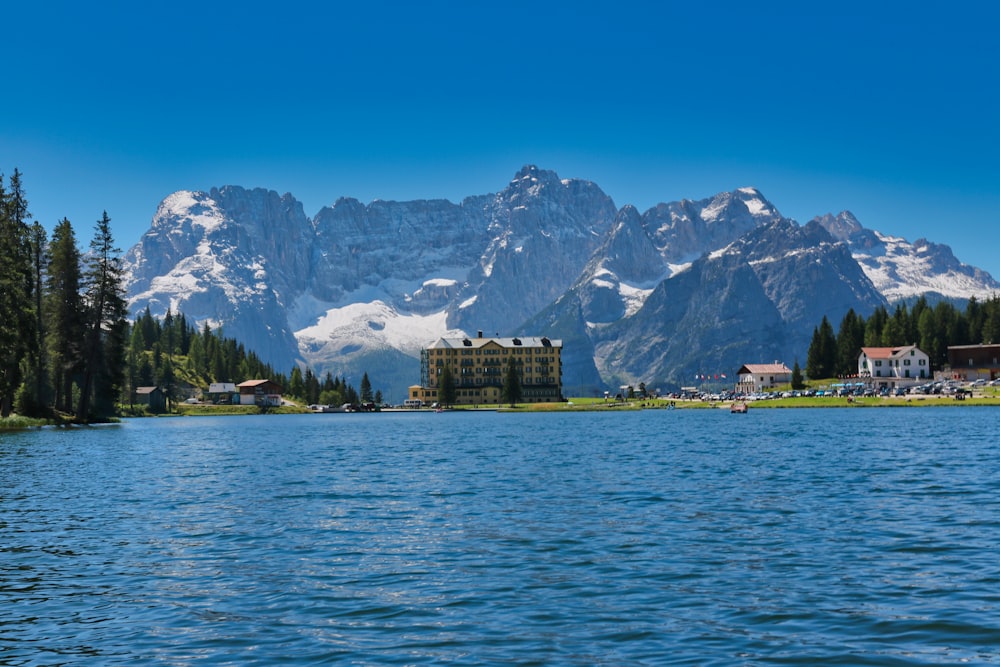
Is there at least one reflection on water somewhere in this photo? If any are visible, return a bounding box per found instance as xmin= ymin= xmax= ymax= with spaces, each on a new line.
xmin=2 ymin=409 xmax=999 ymax=665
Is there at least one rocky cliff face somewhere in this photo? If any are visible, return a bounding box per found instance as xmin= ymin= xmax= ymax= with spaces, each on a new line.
xmin=123 ymin=167 xmax=1000 ymax=400
xmin=447 ymin=166 xmax=618 ymax=334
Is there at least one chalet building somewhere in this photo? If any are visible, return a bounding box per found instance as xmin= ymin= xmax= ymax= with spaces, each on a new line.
xmin=735 ymin=363 xmax=792 ymax=393
xmin=858 ymin=345 xmax=929 ymax=387
xmin=236 ymin=379 xmax=283 ymax=407
xmin=946 ymin=343 xmax=1000 ymax=381
xmin=409 ymin=332 xmax=563 ymax=405
xmin=134 ymin=386 xmax=166 ymax=412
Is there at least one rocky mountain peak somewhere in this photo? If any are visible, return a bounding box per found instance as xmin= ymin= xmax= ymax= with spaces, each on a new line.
xmin=813 ymin=211 xmax=864 ymax=242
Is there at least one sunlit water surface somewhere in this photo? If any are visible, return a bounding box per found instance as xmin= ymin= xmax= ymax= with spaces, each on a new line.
xmin=2 ymin=408 xmax=999 ymax=665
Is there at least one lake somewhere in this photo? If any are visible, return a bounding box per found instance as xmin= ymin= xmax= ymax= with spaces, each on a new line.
xmin=2 ymin=408 xmax=999 ymax=665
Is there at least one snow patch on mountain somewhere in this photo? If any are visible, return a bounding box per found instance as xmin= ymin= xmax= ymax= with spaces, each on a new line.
xmin=619 ymin=282 xmax=655 ymax=317
xmin=668 ymin=261 xmax=694 ymax=275
xmin=296 ymin=301 xmax=465 ymax=359
xmin=162 ymin=191 xmax=227 ymax=232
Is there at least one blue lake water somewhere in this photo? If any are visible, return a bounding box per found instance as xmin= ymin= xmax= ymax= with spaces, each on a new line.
xmin=2 ymin=407 xmax=999 ymax=665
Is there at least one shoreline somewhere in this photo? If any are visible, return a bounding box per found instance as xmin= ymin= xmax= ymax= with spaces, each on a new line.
xmin=4 ymin=394 xmax=997 ymax=430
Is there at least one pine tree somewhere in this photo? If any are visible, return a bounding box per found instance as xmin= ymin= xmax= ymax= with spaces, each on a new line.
xmin=982 ymin=297 xmax=1000 ymax=344
xmin=45 ymin=218 xmax=85 ymax=414
xmin=359 ymin=372 xmax=372 ymax=403
xmin=188 ymin=333 xmax=206 ymax=377
xmin=126 ymin=324 xmax=145 ymax=408
xmin=158 ymin=357 xmax=175 ymax=412
xmin=437 ymin=365 xmax=456 ymax=407
xmin=76 ymin=212 xmax=128 ymax=422
xmin=17 ymin=221 xmax=52 ymax=416
xmin=864 ymin=306 xmax=888 ymax=346
xmin=805 ymin=327 xmax=822 ymax=379
xmin=805 ymin=317 xmax=837 ymax=379
xmin=163 ymin=308 xmax=175 ymax=357
xmin=835 ymin=309 xmax=865 ymax=376
xmin=501 ymin=356 xmax=522 ymax=407
xmin=0 ymin=170 xmax=35 ymax=417
xmin=140 ymin=306 xmax=158 ymax=350
xmin=965 ymin=297 xmax=984 ymax=344
xmin=305 ymin=368 xmax=320 ymax=404
xmin=289 ymin=366 xmax=305 ymax=399
xmin=917 ymin=307 xmax=942 ymax=370
xmin=791 ymin=360 xmax=805 ymax=390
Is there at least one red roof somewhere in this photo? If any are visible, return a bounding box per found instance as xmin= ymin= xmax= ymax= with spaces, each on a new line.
xmin=861 ymin=345 xmax=916 ymax=359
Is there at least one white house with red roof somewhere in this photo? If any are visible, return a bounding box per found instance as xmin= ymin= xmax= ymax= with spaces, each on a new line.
xmin=858 ymin=345 xmax=929 ymax=387
xmin=736 ymin=362 xmax=793 ymax=393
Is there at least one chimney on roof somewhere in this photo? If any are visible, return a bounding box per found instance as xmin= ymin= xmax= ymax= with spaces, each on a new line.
xmin=477 ymin=330 xmax=483 ymax=338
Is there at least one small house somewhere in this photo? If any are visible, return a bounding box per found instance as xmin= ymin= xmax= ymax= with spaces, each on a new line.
xmin=134 ymin=386 xmax=166 ymax=412
xmin=736 ymin=363 xmax=793 ymax=393
xmin=236 ymin=379 xmax=283 ymax=407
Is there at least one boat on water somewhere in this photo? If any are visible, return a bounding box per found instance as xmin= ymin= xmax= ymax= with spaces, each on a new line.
xmin=730 ymin=402 xmax=748 ymax=414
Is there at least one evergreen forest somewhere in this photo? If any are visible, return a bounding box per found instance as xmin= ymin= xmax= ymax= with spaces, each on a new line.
xmin=805 ymin=297 xmax=1000 ymax=380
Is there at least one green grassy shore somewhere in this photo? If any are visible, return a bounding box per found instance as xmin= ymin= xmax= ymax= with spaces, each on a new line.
xmin=506 ymin=385 xmax=1000 ymax=412
xmin=4 ymin=388 xmax=997 ymax=429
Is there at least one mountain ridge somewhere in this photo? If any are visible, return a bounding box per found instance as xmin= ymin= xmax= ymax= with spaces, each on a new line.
xmin=122 ymin=166 xmax=1000 ymax=400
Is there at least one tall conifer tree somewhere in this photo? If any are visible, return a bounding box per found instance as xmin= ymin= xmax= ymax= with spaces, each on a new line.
xmin=501 ymin=356 xmax=522 ymax=407
xmin=77 ymin=212 xmax=127 ymax=422
xmin=18 ymin=221 xmax=52 ymax=415
xmin=0 ymin=170 xmax=34 ymax=416
xmin=46 ymin=218 xmax=85 ymax=413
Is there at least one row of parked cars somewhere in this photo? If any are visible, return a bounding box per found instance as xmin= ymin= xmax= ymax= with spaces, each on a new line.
xmin=664 ymin=379 xmax=998 ymax=403
xmin=908 ymin=379 xmax=999 ymax=395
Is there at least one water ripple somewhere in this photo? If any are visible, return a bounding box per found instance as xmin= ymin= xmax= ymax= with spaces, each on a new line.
xmin=2 ymin=409 xmax=999 ymax=664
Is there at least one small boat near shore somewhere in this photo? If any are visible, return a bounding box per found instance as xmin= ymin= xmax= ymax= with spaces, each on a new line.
xmin=730 ymin=402 xmax=748 ymax=414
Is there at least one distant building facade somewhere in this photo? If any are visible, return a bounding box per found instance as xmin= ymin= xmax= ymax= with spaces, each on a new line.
xmin=207 ymin=382 xmax=238 ymax=404
xmin=236 ymin=379 xmax=283 ymax=406
xmin=858 ymin=345 xmax=929 ymax=387
xmin=736 ymin=363 xmax=792 ymax=393
xmin=946 ymin=344 xmax=1000 ymax=381
xmin=409 ymin=332 xmax=563 ymax=405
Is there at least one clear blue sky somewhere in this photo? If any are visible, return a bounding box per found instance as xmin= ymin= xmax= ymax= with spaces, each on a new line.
xmin=4 ymin=1 xmax=999 ymax=279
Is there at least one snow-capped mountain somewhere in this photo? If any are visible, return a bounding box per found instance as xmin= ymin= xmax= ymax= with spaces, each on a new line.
xmin=122 ymin=167 xmax=999 ymax=400
xmin=814 ymin=211 xmax=1000 ymax=303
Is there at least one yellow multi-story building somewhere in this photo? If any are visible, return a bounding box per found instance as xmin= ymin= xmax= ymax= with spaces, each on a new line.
xmin=408 ymin=332 xmax=563 ymax=406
